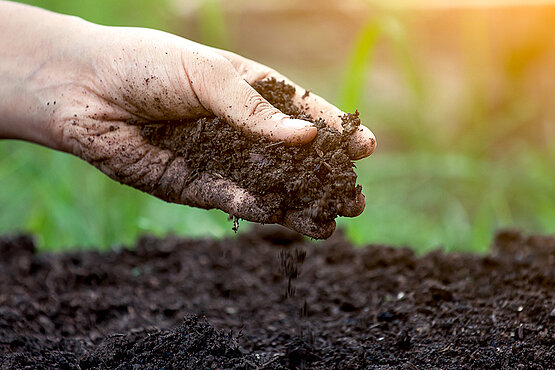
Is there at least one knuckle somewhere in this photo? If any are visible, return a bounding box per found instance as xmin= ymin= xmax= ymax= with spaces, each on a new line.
xmin=242 ymin=88 xmax=277 ymax=119
xmin=256 ymin=67 xmax=278 ymax=81
xmin=151 ymin=157 xmax=189 ymax=204
xmin=196 ymin=52 xmax=233 ymax=75
xmin=248 ymin=95 xmax=272 ymax=117
xmin=108 ymin=145 xmax=170 ymax=190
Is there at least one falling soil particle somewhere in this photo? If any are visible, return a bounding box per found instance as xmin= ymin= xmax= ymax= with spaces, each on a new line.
xmin=279 ymin=247 xmax=306 ymax=298
xmin=140 ymin=78 xmax=361 ymax=229
xmin=0 ymin=228 xmax=554 ymax=368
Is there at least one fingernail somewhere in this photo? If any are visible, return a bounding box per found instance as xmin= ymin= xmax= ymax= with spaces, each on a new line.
xmin=282 ymin=118 xmax=314 ymax=130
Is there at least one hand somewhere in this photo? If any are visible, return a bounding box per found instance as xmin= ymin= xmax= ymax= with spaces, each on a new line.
xmin=0 ymin=3 xmax=375 ymax=238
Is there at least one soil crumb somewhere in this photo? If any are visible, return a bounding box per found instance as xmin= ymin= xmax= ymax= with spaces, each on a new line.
xmin=279 ymin=248 xmax=307 ymax=298
xmin=0 ymin=228 xmax=553 ymax=368
xmin=140 ymin=79 xmax=362 ymax=229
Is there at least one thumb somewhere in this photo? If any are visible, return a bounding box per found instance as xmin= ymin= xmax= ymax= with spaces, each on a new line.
xmin=196 ymin=61 xmax=317 ymax=145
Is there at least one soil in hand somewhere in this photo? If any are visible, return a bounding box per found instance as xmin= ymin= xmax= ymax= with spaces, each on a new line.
xmin=1 ymin=228 xmax=554 ymax=369
xmin=140 ymin=78 xmax=362 ymax=232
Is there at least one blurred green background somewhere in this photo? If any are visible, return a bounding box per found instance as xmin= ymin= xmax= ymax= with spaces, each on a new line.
xmin=2 ymin=0 xmax=554 ymax=252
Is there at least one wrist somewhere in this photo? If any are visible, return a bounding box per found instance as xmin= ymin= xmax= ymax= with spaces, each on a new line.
xmin=0 ymin=2 xmax=97 ymax=150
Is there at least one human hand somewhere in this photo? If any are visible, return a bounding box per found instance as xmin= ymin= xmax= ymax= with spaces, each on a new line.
xmin=0 ymin=3 xmax=375 ymax=238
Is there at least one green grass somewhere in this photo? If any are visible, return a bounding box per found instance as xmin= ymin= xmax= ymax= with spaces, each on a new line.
xmin=0 ymin=142 xmax=234 ymax=251
xmin=340 ymin=147 xmax=555 ymax=253
xmin=2 ymin=2 xmax=554 ymax=252
xmin=3 ymin=138 xmax=553 ymax=253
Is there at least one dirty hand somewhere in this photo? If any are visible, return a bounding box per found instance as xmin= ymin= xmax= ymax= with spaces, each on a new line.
xmin=0 ymin=3 xmax=375 ymax=238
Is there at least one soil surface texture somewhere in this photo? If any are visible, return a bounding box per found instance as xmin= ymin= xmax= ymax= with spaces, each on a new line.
xmin=140 ymin=79 xmax=362 ymax=227
xmin=0 ymin=227 xmax=554 ymax=369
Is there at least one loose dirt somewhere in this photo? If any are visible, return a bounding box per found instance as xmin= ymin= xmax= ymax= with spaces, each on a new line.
xmin=1 ymin=228 xmax=553 ymax=369
xmin=140 ymin=79 xmax=362 ymax=227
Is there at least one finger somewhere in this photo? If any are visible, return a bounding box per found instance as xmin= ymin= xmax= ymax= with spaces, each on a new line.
xmin=215 ymin=52 xmax=344 ymax=131
xmin=216 ymin=51 xmax=376 ymax=159
xmin=280 ymin=210 xmax=336 ymax=239
xmin=338 ymin=192 xmax=366 ymax=218
xmin=179 ymin=171 xmax=283 ymax=224
xmin=187 ymin=55 xmax=317 ymax=145
xmin=100 ymin=145 xmax=282 ymax=223
xmin=262 ymin=73 xmax=377 ymax=160
xmin=64 ymin=120 xmax=282 ymax=223
xmin=349 ymin=124 xmax=377 ymax=160
xmin=278 ymin=77 xmax=376 ymax=159
xmin=62 ymin=122 xmax=177 ymax=193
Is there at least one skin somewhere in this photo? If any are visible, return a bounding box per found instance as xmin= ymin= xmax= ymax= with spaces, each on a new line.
xmin=0 ymin=2 xmax=376 ymax=239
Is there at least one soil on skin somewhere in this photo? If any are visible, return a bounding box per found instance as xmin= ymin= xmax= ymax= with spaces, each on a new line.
xmin=1 ymin=228 xmax=554 ymax=369
xmin=140 ymin=79 xmax=362 ymax=226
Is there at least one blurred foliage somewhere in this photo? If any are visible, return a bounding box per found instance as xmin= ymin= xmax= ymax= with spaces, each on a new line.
xmin=1 ymin=1 xmax=554 ymax=252
xmin=17 ymin=0 xmax=171 ymax=29
xmin=337 ymin=11 xmax=555 ymax=252
xmin=197 ymin=0 xmax=230 ymax=48
xmin=341 ymin=147 xmax=555 ymax=253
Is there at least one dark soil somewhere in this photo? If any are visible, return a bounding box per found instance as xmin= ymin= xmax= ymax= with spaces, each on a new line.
xmin=140 ymin=78 xmax=362 ymax=226
xmin=1 ymin=228 xmax=554 ymax=369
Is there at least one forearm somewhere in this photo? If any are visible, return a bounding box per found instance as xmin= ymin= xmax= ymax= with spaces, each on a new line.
xmin=0 ymin=1 xmax=92 ymax=148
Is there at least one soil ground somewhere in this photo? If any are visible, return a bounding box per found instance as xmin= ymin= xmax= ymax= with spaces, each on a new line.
xmin=0 ymin=227 xmax=553 ymax=369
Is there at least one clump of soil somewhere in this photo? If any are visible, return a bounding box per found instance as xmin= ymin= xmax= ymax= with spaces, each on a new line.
xmin=80 ymin=315 xmax=257 ymax=369
xmin=140 ymin=78 xmax=362 ymax=226
xmin=1 ymin=228 xmax=553 ymax=368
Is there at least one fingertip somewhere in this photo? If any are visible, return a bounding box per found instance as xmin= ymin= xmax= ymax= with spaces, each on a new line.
xmin=348 ymin=125 xmax=376 ymax=160
xmin=339 ymin=192 xmax=366 ymax=217
xmin=280 ymin=118 xmax=317 ymax=145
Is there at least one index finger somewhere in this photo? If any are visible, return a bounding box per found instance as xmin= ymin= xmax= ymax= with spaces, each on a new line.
xmin=215 ymin=50 xmax=376 ymax=160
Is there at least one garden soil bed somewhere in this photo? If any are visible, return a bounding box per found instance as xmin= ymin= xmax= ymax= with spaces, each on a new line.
xmin=0 ymin=227 xmax=553 ymax=369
